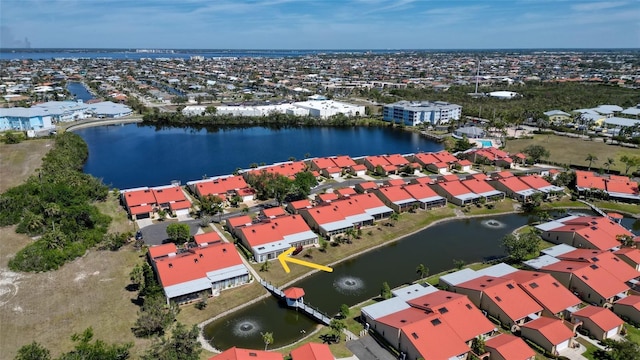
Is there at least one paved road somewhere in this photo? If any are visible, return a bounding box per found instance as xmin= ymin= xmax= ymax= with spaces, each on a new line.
xmin=139 ymin=219 xmax=202 ymax=246
xmin=346 ymin=336 xmax=396 ymax=360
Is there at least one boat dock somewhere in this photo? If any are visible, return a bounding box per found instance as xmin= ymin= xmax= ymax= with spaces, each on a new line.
xmin=260 ymin=280 xmax=332 ymax=325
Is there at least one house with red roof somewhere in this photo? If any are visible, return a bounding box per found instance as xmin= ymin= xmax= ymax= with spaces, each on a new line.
xmin=555 ymin=248 xmax=640 ymax=284
xmin=286 ymin=199 xmax=313 ymax=214
xmin=518 ymin=175 xmax=564 ymax=197
xmin=299 ymin=193 xmax=393 ymax=238
xmin=453 ymin=276 xmax=543 ymax=329
xmin=121 ymin=187 xmax=156 ymax=219
xmin=519 ymin=317 xmax=575 ymax=356
xmin=361 ymin=155 xmax=400 ymax=175
xmin=460 ymin=178 xmax=505 ymax=202
xmin=193 ymin=232 xmax=222 ymax=247
xmin=290 ymin=343 xmax=334 ymax=360
xmin=401 ymin=183 xmax=447 ymax=209
xmin=374 ymin=185 xmax=421 ymax=212
xmin=612 ymin=295 xmax=640 ymax=325
xmin=614 ymin=248 xmax=640 ymax=271
xmin=484 ymin=333 xmax=535 ymax=360
xmin=488 ymin=176 xmax=538 ymax=202
xmin=150 ymin=242 xmax=249 ymax=304
xmin=245 ymin=161 xmax=307 ymax=180
xmin=209 ymin=347 xmax=283 ymax=360
xmin=225 ymin=215 xmax=254 ymax=237
xmin=430 ymin=180 xmax=481 ymax=206
xmin=454 ymin=159 xmax=473 ymax=172
xmin=354 ymin=181 xmax=378 ymax=193
xmin=152 ymin=185 xmax=192 ymax=217
xmin=261 ymin=206 xmax=287 ymax=219
xmin=335 ymin=187 xmax=357 ymax=198
xmin=190 ymin=175 xmax=250 ymax=200
xmin=398 ymin=316 xmax=470 ymax=360
xmin=501 ymin=270 xmax=581 ymax=319
xmin=235 ymin=214 xmax=317 ymax=262
xmin=539 ymin=260 xmax=629 ymax=306
xmin=309 ymin=157 xmax=339 ymax=172
xmin=575 ymin=171 xmax=640 ymax=202
xmin=571 ymin=305 xmax=624 ymax=340
xmin=349 ymin=164 xmax=367 ymax=177
xmin=411 ymin=152 xmax=441 ymax=169
xmin=317 ymin=192 xmax=339 ymax=204
xmin=535 ymin=215 xmax=633 ymax=250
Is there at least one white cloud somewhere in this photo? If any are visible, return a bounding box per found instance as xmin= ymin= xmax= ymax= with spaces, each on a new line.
xmin=571 ymin=1 xmax=627 ymax=11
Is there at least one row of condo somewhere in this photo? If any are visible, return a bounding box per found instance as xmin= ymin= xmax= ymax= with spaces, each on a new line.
xmin=208 ymin=342 xmax=334 ymax=360
xmin=361 ymin=237 xmax=640 ymax=360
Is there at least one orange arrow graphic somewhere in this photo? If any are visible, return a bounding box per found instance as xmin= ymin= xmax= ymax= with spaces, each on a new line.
xmin=277 ymin=247 xmax=333 ymax=273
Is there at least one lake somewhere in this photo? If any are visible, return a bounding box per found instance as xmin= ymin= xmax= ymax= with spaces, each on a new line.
xmin=73 ymin=124 xmax=443 ymax=189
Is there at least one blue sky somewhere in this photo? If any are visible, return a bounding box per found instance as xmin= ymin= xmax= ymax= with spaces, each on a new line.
xmin=1 ymin=0 xmax=638 ymax=49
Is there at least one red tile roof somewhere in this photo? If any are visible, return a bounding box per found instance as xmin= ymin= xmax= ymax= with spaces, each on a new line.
xmin=169 ymin=200 xmax=191 ymax=211
xmin=288 ymin=199 xmax=313 ymax=210
xmin=461 ymin=178 xmax=497 ymax=194
xmin=401 ymin=315 xmax=470 ymax=360
xmin=435 ymin=180 xmax=474 ymax=196
xmin=414 ymin=153 xmax=440 ymax=165
xmin=521 ymin=317 xmax=574 ymax=346
xmin=196 ymin=176 xmax=249 ymax=197
xmin=153 ymin=186 xmax=187 ymax=204
xmin=518 ymin=175 xmax=553 ymax=190
xmin=376 ymin=186 xmax=414 ymax=203
xmin=226 ymin=215 xmax=253 ymax=229
xmin=384 ymin=154 xmax=409 ymax=166
xmin=332 ymin=155 xmax=357 ymax=168
xmin=502 ymin=270 xmax=581 ymax=315
xmin=283 ymin=287 xmax=305 ymax=299
xmin=614 ymin=248 xmax=640 ymax=265
xmin=433 ymin=150 xmax=457 ymax=163
xmin=239 ymin=215 xmax=313 ymax=248
xmin=543 ymin=260 xmax=629 ymax=299
xmin=559 ymin=250 xmax=640 ymax=283
xmin=614 ymin=294 xmax=640 ymax=310
xmin=154 ymin=243 xmax=244 ymax=287
xmin=494 ymin=177 xmax=532 ymax=192
xmin=457 ymin=276 xmax=543 ymax=323
xmin=572 ymin=306 xmax=623 ymax=333
xmin=262 ymin=207 xmax=287 ymax=218
xmin=130 ymin=204 xmax=153 ymax=215
xmin=605 ymin=178 xmax=639 ymax=195
xmin=336 ymin=187 xmax=357 ymax=197
xmin=485 ymin=333 xmax=535 ymax=360
xmin=311 ymin=157 xmax=337 ymax=170
xmin=407 ymin=291 xmax=496 ymax=342
xmin=123 ymin=189 xmax=156 ymax=208
xmin=194 ymin=232 xmax=221 ymax=246
xmin=209 ymin=347 xmax=283 ymax=360
xmin=402 ymin=183 xmax=440 ymax=200
xmin=377 ymin=306 xmax=430 ymax=329
xmin=317 ymin=192 xmax=339 ymax=203
xmin=148 ymin=243 xmax=177 ymax=259
xmin=290 ymin=343 xmax=333 ymax=360
xmin=556 ymin=216 xmax=633 ymax=250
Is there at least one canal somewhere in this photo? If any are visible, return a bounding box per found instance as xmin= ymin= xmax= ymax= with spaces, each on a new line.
xmin=66 ymin=81 xmax=95 ymax=102
xmin=203 ymin=212 xmax=532 ymax=350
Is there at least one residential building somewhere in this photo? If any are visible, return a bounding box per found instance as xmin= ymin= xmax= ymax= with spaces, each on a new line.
xmin=235 ymin=214 xmax=317 ymax=262
xmin=383 ymin=100 xmax=462 ymax=126
xmin=612 ymin=295 xmax=640 ymax=325
xmin=209 ymin=347 xmax=283 ymax=360
xmin=430 ymin=180 xmax=481 ymax=206
xmin=150 ymin=242 xmax=250 ymax=304
xmin=484 ymin=333 xmax=536 ymax=360
xmin=571 ymin=306 xmax=624 ymax=340
xmin=519 ymin=317 xmax=575 ymax=356
xmin=453 ymin=276 xmax=543 ymax=328
xmin=543 ymin=110 xmax=571 ymax=123
xmin=290 ymin=343 xmax=334 ymax=360
xmin=535 ymin=215 xmax=633 ymax=251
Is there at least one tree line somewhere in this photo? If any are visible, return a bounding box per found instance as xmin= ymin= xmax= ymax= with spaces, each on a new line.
xmin=0 ymin=132 xmax=116 ymax=272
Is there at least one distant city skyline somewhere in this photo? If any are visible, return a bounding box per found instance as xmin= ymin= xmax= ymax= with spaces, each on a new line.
xmin=1 ymin=0 xmax=638 ymax=49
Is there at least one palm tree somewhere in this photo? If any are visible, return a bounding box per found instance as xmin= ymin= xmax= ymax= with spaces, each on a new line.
xmin=585 ymin=153 xmax=598 ymax=171
xmin=604 ymin=158 xmax=615 ymax=173
xmin=416 ymin=264 xmax=429 ymax=279
xmin=261 ymin=332 xmax=273 ymax=351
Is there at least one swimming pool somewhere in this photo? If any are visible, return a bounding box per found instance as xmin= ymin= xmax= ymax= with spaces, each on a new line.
xmin=480 ymin=140 xmax=493 ymax=147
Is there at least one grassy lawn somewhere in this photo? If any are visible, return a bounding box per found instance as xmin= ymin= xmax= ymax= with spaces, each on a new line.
xmin=0 ymin=138 xmax=54 ymax=193
xmin=504 ymin=134 xmax=639 ymax=174
xmin=94 ymin=192 xmax=136 ymax=234
xmin=576 ymin=338 xmax=598 ymax=360
xmin=254 ymin=206 xmax=460 ymax=286
xmin=0 ymin=226 xmax=150 ymax=359
xmin=625 ymin=323 xmax=640 ymax=345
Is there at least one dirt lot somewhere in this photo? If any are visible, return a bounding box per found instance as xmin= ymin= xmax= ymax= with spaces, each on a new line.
xmin=0 ymin=139 xmax=54 ymax=193
xmin=0 ymin=226 xmax=150 ymax=359
xmin=504 ymin=134 xmax=640 ymax=174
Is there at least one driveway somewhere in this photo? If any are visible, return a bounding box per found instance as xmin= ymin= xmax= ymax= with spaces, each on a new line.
xmin=346 ymin=336 xmax=396 ymax=360
xmin=139 ymin=219 xmax=202 ymax=246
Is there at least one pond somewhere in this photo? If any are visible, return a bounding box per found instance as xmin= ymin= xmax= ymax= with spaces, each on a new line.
xmin=203 ymin=212 xmax=531 ymax=350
